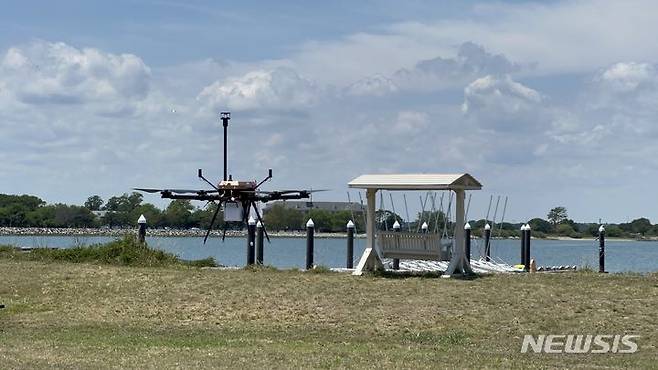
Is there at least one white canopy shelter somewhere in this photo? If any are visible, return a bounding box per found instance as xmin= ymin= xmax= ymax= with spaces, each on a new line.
xmin=348 ymin=173 xmax=482 ymax=277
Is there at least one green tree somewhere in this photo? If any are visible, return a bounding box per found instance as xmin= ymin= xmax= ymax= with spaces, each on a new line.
xmin=0 ymin=194 xmax=45 ymax=210
xmin=1 ymin=204 xmax=28 ymax=227
xmin=377 ymin=210 xmax=404 ymax=231
xmin=127 ymin=192 xmax=143 ymax=210
xmin=51 ymin=204 xmax=97 ymax=227
xmin=528 ymin=218 xmax=552 ymax=233
xmin=103 ymin=195 xmax=127 ymax=212
xmin=329 ymin=210 xmax=362 ymax=232
xmin=131 ymin=203 xmax=164 ymax=227
xmin=191 ymin=203 xmax=225 ymax=230
xmin=25 ymin=206 xmax=56 ymax=227
xmin=84 ymin=195 xmax=104 ymax=211
xmin=307 ymin=209 xmax=334 ymax=232
xmin=104 ymin=192 xmax=142 ymax=213
xmin=555 ymin=223 xmax=576 ymax=236
xmin=650 ymin=224 xmax=658 ymax=236
xmin=102 ymin=212 xmax=126 ymax=228
xmin=164 ymin=200 xmax=194 ymax=228
xmin=605 ymin=225 xmax=624 ymax=237
xmin=101 ymin=192 xmax=147 ymax=227
xmin=629 ymin=218 xmax=652 ymax=235
xmin=585 ymin=223 xmax=602 ymax=237
xmin=0 ymin=194 xmax=46 ymax=227
xmin=547 ymin=207 xmax=568 ymax=227
xmin=264 ymin=204 xmax=304 ymax=231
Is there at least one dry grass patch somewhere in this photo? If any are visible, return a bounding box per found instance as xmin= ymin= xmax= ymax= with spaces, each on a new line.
xmin=0 ymin=260 xmax=656 ymax=369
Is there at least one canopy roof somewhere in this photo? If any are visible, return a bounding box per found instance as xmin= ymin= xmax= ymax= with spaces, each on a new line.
xmin=348 ymin=173 xmax=482 ymax=191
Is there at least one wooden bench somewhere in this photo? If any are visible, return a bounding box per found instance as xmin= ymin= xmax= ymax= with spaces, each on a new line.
xmin=377 ymin=232 xmax=452 ymax=261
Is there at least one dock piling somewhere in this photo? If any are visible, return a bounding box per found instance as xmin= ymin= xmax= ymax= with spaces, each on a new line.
xmin=464 ymin=222 xmax=471 ymax=262
xmin=247 ymin=216 xmax=256 ymax=265
xmin=137 ymin=214 xmax=147 ymax=244
xmin=392 ymin=220 xmax=401 ymax=270
xmin=346 ymin=220 xmax=355 ymax=269
xmin=306 ymin=218 xmax=314 ymax=270
xmin=520 ymin=224 xmax=527 ymax=266
xmin=256 ymin=220 xmax=264 ymax=265
xmin=524 ymin=224 xmax=532 ymax=271
xmin=484 ymin=223 xmax=491 ymax=261
xmin=599 ymin=225 xmax=605 ymax=273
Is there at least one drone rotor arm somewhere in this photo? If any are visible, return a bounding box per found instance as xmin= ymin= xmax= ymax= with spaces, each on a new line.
xmin=255 ymin=168 xmax=273 ymax=189
xmin=198 ymin=169 xmax=220 ymax=191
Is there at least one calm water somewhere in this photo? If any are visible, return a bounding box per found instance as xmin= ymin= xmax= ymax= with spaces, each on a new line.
xmin=1 ymin=235 xmax=657 ymax=273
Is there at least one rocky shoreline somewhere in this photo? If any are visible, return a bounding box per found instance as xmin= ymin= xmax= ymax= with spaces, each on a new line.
xmin=0 ymin=227 xmax=365 ymax=239
xmin=2 ymin=227 xmax=649 ymax=241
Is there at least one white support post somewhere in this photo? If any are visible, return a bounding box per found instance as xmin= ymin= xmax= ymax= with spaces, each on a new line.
xmin=443 ymin=189 xmax=474 ymax=277
xmin=367 ymin=188 xmax=376 ymax=252
xmin=353 ymin=188 xmax=384 ymax=275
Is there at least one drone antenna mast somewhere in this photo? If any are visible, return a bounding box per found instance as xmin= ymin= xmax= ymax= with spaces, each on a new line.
xmin=220 ymin=112 xmax=231 ymax=181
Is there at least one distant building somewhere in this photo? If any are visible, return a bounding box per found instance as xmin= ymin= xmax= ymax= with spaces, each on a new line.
xmin=264 ymin=201 xmax=365 ymax=214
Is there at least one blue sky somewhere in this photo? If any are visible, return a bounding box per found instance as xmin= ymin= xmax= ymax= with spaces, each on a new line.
xmin=1 ymin=0 xmax=657 ymax=223
xmin=0 ymin=0 xmax=556 ymax=64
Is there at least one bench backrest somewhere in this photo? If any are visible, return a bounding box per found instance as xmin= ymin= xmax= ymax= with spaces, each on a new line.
xmin=377 ymin=232 xmax=452 ymax=261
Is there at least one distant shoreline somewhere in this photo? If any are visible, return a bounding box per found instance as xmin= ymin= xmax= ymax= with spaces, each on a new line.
xmin=0 ymin=227 xmax=652 ymax=242
xmin=0 ymin=227 xmax=366 ymax=239
xmin=547 ymin=236 xmax=644 ymax=242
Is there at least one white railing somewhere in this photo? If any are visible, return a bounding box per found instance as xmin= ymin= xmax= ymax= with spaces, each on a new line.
xmin=377 ymin=232 xmax=452 ymax=261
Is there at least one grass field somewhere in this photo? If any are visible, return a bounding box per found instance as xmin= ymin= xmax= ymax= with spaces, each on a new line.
xmin=0 ymin=255 xmax=656 ymax=368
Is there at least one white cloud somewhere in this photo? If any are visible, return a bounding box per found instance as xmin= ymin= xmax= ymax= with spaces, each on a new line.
xmin=0 ymin=41 xmax=151 ymax=109
xmin=462 ymin=75 xmax=542 ymax=128
xmin=196 ymin=67 xmax=318 ymax=111
xmin=394 ymin=42 xmax=522 ymax=91
xmin=345 ymin=74 xmax=398 ymax=96
xmin=393 ymin=111 xmax=428 ymax=134
xmin=596 ymin=62 xmax=656 ymax=93
xmin=587 ymin=62 xmax=658 ymax=136
xmin=288 ymin=0 xmax=658 ymax=88
xmin=339 ymin=42 xmax=522 ymax=96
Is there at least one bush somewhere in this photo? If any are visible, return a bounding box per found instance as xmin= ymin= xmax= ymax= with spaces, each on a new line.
xmin=556 ymin=223 xmax=576 ymax=236
xmin=0 ymin=236 xmax=215 ymax=268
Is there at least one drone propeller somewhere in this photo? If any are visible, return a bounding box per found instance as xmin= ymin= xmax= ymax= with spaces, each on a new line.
xmin=170 ymin=189 xmax=218 ymax=194
xmin=134 ymin=188 xmax=218 ymax=195
xmin=133 ymin=188 xmax=163 ymax=193
xmin=273 ymin=189 xmax=329 ymax=194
